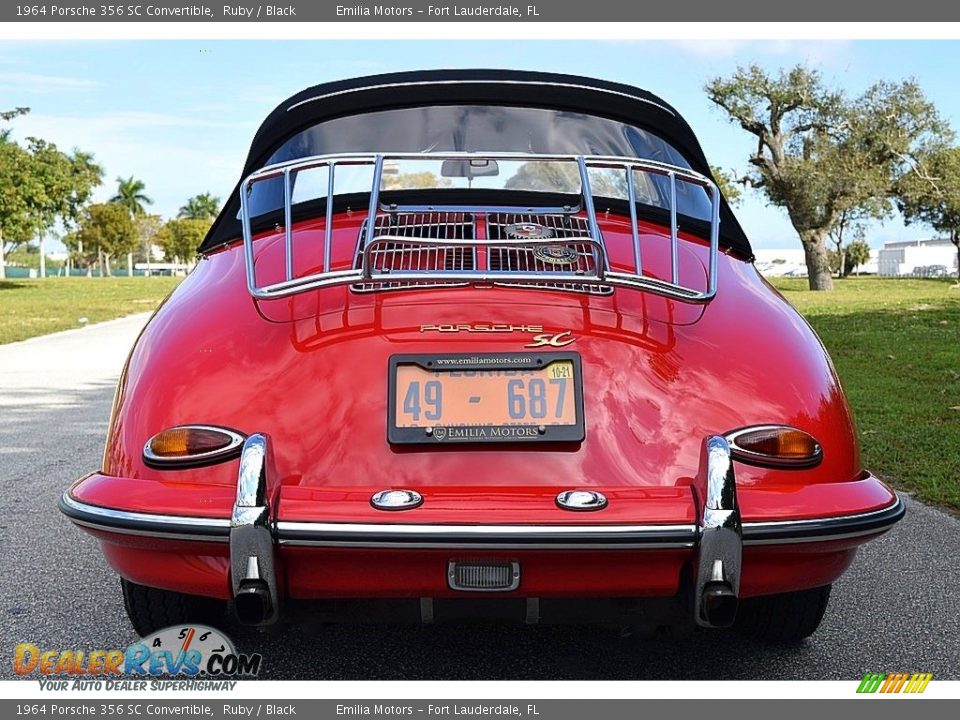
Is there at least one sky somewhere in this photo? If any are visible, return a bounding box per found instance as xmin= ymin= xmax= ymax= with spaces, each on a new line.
xmin=3 ymin=39 xmax=960 ymax=253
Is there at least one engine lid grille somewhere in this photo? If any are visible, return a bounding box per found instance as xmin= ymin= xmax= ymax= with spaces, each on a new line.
xmin=353 ymin=212 xmax=476 ymax=292
xmin=487 ymin=213 xmax=612 ymax=296
xmin=353 ymin=211 xmax=611 ymax=296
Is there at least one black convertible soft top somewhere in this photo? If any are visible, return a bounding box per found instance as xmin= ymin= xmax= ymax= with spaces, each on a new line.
xmin=200 ymin=69 xmax=751 ymax=257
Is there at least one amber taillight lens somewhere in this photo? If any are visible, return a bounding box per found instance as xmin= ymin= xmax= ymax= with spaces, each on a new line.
xmin=726 ymin=426 xmax=822 ymax=469
xmin=143 ymin=426 xmax=245 ymax=468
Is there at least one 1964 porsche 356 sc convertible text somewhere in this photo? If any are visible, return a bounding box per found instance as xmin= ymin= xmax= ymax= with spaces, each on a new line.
xmin=60 ymin=70 xmax=903 ymax=642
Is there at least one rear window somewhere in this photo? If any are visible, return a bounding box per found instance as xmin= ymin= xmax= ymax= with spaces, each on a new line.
xmin=246 ymin=104 xmax=711 ymax=220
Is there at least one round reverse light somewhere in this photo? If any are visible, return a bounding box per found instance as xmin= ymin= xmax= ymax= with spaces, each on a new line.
xmin=556 ymin=489 xmax=608 ymax=511
xmin=143 ymin=425 xmax=245 ymax=468
xmin=726 ymin=425 xmax=822 ymax=469
xmin=371 ymin=489 xmax=423 ymax=511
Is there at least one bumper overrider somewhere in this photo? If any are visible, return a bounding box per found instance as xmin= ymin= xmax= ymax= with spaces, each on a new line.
xmin=59 ymin=434 xmax=905 ymax=628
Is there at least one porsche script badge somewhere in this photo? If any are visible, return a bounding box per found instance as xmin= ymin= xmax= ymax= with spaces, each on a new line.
xmin=418 ymin=324 xmax=576 ymax=347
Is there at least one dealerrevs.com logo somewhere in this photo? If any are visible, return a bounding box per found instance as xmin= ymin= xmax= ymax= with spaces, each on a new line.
xmin=14 ymin=625 xmax=262 ymax=690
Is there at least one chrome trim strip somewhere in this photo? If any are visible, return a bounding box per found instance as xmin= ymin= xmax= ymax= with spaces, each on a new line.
xmin=283 ymin=167 xmax=293 ymax=280
xmin=669 ymin=170 xmax=679 ymax=285
xmin=285 ymin=79 xmax=676 ymax=116
xmin=743 ymin=527 xmax=899 ymax=546
xmin=576 ymin=155 xmax=605 ymax=272
xmin=708 ymin=182 xmax=721 ymax=297
xmin=741 ymin=496 xmax=905 ymax=545
xmin=58 ymin=492 xmax=230 ymax=541
xmin=275 ymin=521 xmax=697 ymax=549
xmin=58 ymin=492 xmax=904 ymax=548
xmin=744 ymin=500 xmax=902 ymax=530
xmin=626 ymin=167 xmax=641 ymax=274
xmin=363 ymin=154 xmax=384 ymax=251
xmin=324 ymin=163 xmax=335 ymax=273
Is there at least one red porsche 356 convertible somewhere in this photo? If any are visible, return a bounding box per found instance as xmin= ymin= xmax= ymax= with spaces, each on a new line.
xmin=60 ymin=70 xmax=903 ymax=642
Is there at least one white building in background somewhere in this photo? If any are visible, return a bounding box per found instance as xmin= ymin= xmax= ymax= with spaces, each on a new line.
xmin=753 ymin=248 xmax=808 ymax=277
xmin=877 ymin=238 xmax=958 ymax=277
xmin=753 ymin=247 xmax=879 ymax=277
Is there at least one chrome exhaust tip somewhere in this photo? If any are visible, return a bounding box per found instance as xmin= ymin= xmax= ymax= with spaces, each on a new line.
xmin=699 ymin=582 xmax=738 ymax=628
xmin=235 ymin=579 xmax=273 ymax=625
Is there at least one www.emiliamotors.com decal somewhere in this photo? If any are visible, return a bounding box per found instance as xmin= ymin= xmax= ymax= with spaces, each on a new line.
xmin=14 ymin=625 xmax=262 ymax=690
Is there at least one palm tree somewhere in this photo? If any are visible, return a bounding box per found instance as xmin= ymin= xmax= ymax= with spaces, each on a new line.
xmin=110 ymin=176 xmax=153 ymax=217
xmin=178 ymin=193 xmax=220 ymax=220
xmin=110 ymin=176 xmax=152 ymax=278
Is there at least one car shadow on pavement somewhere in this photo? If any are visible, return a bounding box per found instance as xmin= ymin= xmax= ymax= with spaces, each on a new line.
xmin=223 ymin=614 xmax=815 ymax=680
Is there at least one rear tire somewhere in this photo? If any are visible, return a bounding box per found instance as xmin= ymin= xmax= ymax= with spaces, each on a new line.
xmin=121 ymin=578 xmax=227 ymax=637
xmin=735 ymin=585 xmax=831 ymax=643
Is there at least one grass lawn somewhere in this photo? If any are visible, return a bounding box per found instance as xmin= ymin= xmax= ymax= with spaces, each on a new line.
xmin=0 ymin=277 xmax=182 ymax=345
xmin=0 ymin=273 xmax=956 ymax=512
xmin=771 ymin=276 xmax=960 ymax=512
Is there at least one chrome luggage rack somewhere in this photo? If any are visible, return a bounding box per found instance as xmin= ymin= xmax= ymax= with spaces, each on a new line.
xmin=238 ymin=152 xmax=721 ymax=303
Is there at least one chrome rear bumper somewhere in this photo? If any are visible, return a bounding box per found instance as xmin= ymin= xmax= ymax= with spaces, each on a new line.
xmin=59 ymin=433 xmax=905 ymax=628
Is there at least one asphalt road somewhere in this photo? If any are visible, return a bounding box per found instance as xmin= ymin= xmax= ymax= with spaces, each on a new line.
xmin=2 ymin=315 xmax=958 ymax=680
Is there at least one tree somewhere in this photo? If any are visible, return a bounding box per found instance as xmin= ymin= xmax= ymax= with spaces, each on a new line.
xmin=0 ymin=141 xmax=38 ymax=279
xmin=0 ymin=108 xmax=102 ymax=279
xmin=75 ymin=203 xmax=138 ymax=277
xmin=62 ymin=228 xmax=98 ymax=274
xmin=897 ymin=147 xmax=960 ymax=280
xmin=21 ymin=138 xmax=103 ymax=278
xmin=0 ymin=108 xmax=35 ymax=278
xmin=710 ymin=166 xmax=742 ymax=206
xmin=0 ymin=107 xmax=29 ymax=142
xmin=134 ymin=214 xmax=163 ymax=265
xmin=505 ymin=162 xmax=626 ymax=197
xmin=64 ymin=150 xmax=104 ymax=226
xmin=706 ymin=65 xmax=950 ymax=290
xmin=111 ymin=176 xmax=154 ymax=275
xmin=178 ymin=193 xmax=220 ymax=220
xmin=156 ymin=218 xmax=208 ymax=265
xmin=826 ymin=207 xmax=868 ymax=278
xmin=111 ymin=176 xmax=153 ymax=217
xmin=382 ymin=171 xmax=452 ymax=191
xmin=844 ymin=239 xmax=872 ymax=276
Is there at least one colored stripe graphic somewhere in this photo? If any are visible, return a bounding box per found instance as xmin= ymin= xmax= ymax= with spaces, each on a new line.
xmin=907 ymin=673 xmax=933 ymax=693
xmin=857 ymin=672 xmax=885 ymax=693
xmin=857 ymin=672 xmax=932 ymax=694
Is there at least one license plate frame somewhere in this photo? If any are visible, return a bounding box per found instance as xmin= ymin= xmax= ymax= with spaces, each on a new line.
xmin=387 ymin=352 xmax=585 ymax=445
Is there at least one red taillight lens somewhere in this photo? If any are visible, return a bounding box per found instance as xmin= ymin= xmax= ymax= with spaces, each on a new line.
xmin=144 ymin=426 xmax=245 ymax=468
xmin=726 ymin=426 xmax=822 ymax=468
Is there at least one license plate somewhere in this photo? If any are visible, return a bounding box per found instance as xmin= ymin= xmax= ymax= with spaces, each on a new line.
xmin=388 ymin=352 xmax=584 ymax=444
